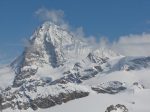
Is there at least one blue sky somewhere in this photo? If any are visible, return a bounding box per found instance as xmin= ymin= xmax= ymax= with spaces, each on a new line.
xmin=0 ymin=0 xmax=150 ymax=64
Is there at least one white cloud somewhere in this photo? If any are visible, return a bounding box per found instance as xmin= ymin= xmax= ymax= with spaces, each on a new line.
xmin=35 ymin=8 xmax=64 ymax=24
xmin=112 ymin=33 xmax=150 ymax=56
xmin=117 ymin=33 xmax=150 ymax=44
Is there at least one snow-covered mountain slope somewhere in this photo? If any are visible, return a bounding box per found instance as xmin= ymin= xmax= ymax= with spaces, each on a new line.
xmin=0 ymin=21 xmax=150 ymax=112
xmin=45 ymin=69 xmax=150 ymax=112
xmin=3 ymin=70 xmax=150 ymax=112
xmin=10 ymin=21 xmax=119 ymax=87
xmin=11 ymin=22 xmax=90 ymax=86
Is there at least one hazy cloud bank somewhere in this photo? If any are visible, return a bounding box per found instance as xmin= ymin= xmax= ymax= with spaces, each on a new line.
xmin=112 ymin=33 xmax=150 ymax=56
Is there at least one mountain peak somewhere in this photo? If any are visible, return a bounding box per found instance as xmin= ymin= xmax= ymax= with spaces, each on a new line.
xmin=30 ymin=21 xmax=73 ymax=47
xmin=11 ymin=22 xmax=73 ymax=73
xmin=11 ymin=21 xmax=120 ymax=87
xmin=30 ymin=21 xmax=56 ymax=40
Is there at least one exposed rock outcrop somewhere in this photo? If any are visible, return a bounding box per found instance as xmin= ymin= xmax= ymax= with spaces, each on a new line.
xmin=105 ymin=104 xmax=128 ymax=112
xmin=92 ymin=81 xmax=126 ymax=94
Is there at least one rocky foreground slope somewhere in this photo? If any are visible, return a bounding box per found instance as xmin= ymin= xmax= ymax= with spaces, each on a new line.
xmin=0 ymin=22 xmax=150 ymax=112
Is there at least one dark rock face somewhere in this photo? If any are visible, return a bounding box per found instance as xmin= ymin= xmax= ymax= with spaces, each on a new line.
xmin=133 ymin=82 xmax=144 ymax=89
xmin=0 ymin=88 xmax=30 ymax=110
xmin=131 ymin=57 xmax=150 ymax=69
xmin=91 ymin=81 xmax=126 ymax=94
xmin=0 ymin=94 xmax=3 ymax=111
xmin=33 ymin=97 xmax=56 ymax=108
xmin=51 ymin=63 xmax=103 ymax=85
xmin=33 ymin=91 xmax=89 ymax=109
xmin=13 ymin=67 xmax=38 ymax=87
xmin=0 ymin=82 xmax=89 ymax=111
xmin=2 ymin=103 xmax=12 ymax=110
xmin=81 ymin=68 xmax=99 ymax=80
xmin=105 ymin=104 xmax=128 ymax=112
xmin=28 ymin=83 xmax=89 ymax=109
xmin=51 ymin=73 xmax=82 ymax=85
xmin=87 ymin=53 xmax=108 ymax=64
xmin=17 ymin=101 xmax=30 ymax=110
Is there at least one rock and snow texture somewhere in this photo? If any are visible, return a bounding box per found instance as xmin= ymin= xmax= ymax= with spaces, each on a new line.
xmin=0 ymin=21 xmax=150 ymax=112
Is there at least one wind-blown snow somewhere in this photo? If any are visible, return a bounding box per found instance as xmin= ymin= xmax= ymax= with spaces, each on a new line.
xmin=0 ymin=66 xmax=15 ymax=89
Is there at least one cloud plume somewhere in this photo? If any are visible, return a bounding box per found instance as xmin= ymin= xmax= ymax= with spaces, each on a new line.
xmin=112 ymin=33 xmax=150 ymax=56
xmin=35 ymin=8 xmax=64 ymax=24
